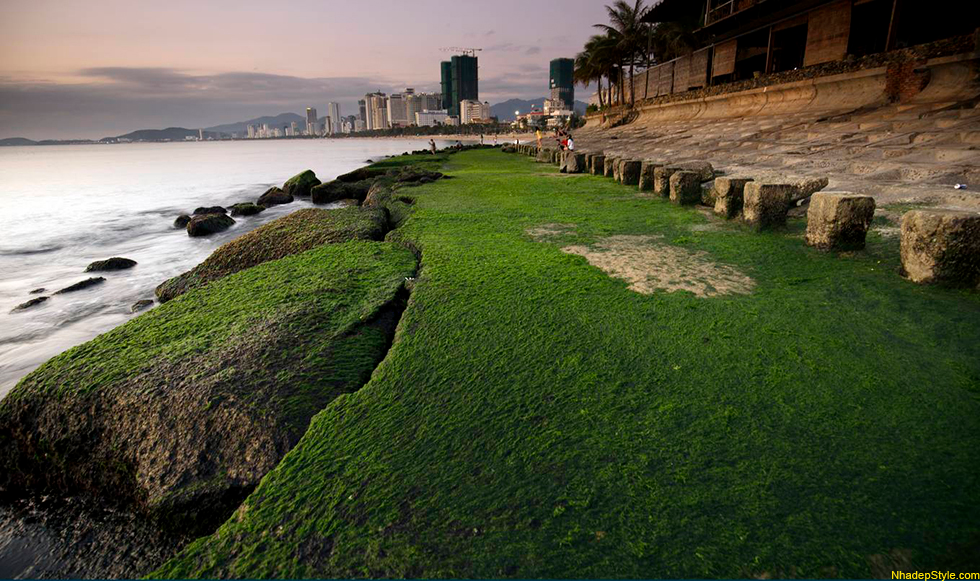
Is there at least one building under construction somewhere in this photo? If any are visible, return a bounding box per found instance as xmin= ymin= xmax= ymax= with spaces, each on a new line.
xmin=440 ymin=54 xmax=479 ymax=118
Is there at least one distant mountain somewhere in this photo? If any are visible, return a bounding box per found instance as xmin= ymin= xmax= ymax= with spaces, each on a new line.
xmin=104 ymin=127 xmax=228 ymax=142
xmin=491 ymin=98 xmax=588 ymax=122
xmin=0 ymin=137 xmax=37 ymax=146
xmin=205 ymin=113 xmax=306 ymax=135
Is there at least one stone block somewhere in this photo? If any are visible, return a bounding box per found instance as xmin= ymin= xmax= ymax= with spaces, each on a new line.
xmin=713 ymin=177 xmax=754 ymax=219
xmin=743 ymin=182 xmax=794 ymax=229
xmin=536 ymin=147 xmax=554 ymax=163
xmin=669 ymin=171 xmax=702 ymax=205
xmin=653 ymin=166 xmax=680 ymax=197
xmin=900 ymin=210 xmax=980 ymax=287
xmin=612 ymin=158 xmax=623 ymax=182
xmin=621 ymin=160 xmax=642 ymax=186
xmin=638 ymin=161 xmax=663 ymax=191
xmin=558 ymin=152 xmax=568 ymax=173
xmin=677 ymin=161 xmax=715 ymax=182
xmin=566 ymin=153 xmax=587 ymax=174
xmin=604 ymin=157 xmax=618 ymax=178
xmin=805 ymin=192 xmax=876 ymax=251
xmin=590 ymin=155 xmax=606 ymax=176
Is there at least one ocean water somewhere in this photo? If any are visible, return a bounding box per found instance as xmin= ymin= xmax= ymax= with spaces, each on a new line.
xmin=0 ymin=138 xmax=451 ymax=399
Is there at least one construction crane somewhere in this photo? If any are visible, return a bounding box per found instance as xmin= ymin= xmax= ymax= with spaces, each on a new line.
xmin=440 ymin=47 xmax=483 ymax=57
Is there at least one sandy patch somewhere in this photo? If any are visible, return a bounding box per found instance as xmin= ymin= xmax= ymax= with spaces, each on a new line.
xmin=526 ymin=223 xmax=577 ymax=239
xmin=562 ymin=235 xmax=755 ymax=297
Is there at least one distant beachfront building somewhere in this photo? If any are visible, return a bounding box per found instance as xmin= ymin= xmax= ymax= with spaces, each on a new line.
xmin=354 ymin=119 xmax=366 ymax=132
xmin=460 ymin=99 xmax=491 ymax=124
xmin=387 ymin=92 xmax=410 ymax=127
xmin=305 ymin=107 xmax=318 ymax=135
xmin=416 ymin=109 xmax=452 ymax=127
xmin=358 ymin=99 xmax=367 ymax=124
xmin=406 ymin=91 xmax=441 ymax=126
xmin=549 ymin=58 xmax=575 ymax=110
xmin=327 ymin=102 xmax=341 ymax=134
xmin=247 ymin=125 xmax=256 ymax=139
xmin=262 ymin=123 xmax=270 ymax=138
xmin=364 ymin=92 xmax=388 ymax=130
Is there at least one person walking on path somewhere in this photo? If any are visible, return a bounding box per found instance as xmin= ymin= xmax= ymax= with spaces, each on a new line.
xmin=536 ymin=129 xmax=543 ymax=149
xmin=429 ymin=139 xmax=436 ymax=154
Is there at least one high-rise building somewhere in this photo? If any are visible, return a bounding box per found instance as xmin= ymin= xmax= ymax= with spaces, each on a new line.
xmin=290 ymin=121 xmax=298 ymax=136
xmin=387 ymin=92 xmax=409 ymax=127
xmin=460 ymin=100 xmax=491 ymax=124
xmin=306 ymin=107 xmax=318 ymax=135
xmin=247 ymin=124 xmax=256 ymax=139
xmin=440 ymin=61 xmax=453 ymax=118
xmin=327 ymin=102 xmax=341 ymax=134
xmin=358 ymin=99 xmax=367 ymax=123
xmin=416 ymin=109 xmax=452 ymax=127
xmin=443 ymin=55 xmax=478 ymax=118
xmin=364 ymin=92 xmax=388 ymax=130
xmin=549 ymin=58 xmax=575 ymax=110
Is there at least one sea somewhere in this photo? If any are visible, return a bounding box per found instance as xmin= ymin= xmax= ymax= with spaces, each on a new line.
xmin=0 ymin=138 xmax=455 ymax=401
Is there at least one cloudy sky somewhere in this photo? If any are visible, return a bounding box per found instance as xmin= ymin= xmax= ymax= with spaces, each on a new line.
xmin=0 ymin=0 xmax=611 ymax=139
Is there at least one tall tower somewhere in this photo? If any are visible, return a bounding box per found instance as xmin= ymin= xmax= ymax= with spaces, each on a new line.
xmin=549 ymin=58 xmax=575 ymax=110
xmin=306 ymin=107 xmax=318 ymax=135
xmin=450 ymin=55 xmax=478 ymax=118
xmin=440 ymin=61 xmax=453 ymax=117
xmin=328 ymin=102 xmax=341 ymax=134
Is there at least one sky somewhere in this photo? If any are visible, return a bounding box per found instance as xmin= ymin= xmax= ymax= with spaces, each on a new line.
xmin=0 ymin=0 xmax=611 ymax=140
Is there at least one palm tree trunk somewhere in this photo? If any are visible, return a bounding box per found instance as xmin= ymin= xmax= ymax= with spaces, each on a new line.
xmin=629 ymin=58 xmax=636 ymax=107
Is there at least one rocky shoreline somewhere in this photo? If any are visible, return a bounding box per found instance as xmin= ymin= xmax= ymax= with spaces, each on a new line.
xmin=0 ymin=144 xmax=493 ymax=578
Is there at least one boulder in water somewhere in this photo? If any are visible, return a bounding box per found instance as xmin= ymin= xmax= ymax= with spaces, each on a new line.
xmin=193 ymin=206 xmax=227 ymax=215
xmin=131 ymin=299 xmax=154 ymax=313
xmin=311 ymin=180 xmax=373 ymax=204
xmin=186 ymin=214 xmax=235 ymax=237
xmin=54 ymin=277 xmax=105 ymax=294
xmin=10 ymin=296 xmax=48 ymax=313
xmin=282 ymin=170 xmax=321 ymax=197
xmin=85 ymin=257 xmax=137 ymax=272
xmin=257 ymin=187 xmax=293 ymax=208
xmin=174 ymin=214 xmax=192 ymax=228
xmin=29 ymin=288 xmax=46 ymax=295
xmin=228 ymin=203 xmax=265 ymax=217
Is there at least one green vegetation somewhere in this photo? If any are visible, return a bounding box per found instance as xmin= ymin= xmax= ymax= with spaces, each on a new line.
xmin=0 ymin=241 xmax=417 ymax=525
xmin=156 ymin=208 xmax=388 ymax=302
xmin=281 ymin=169 xmax=321 ymax=197
xmin=156 ymin=149 xmax=980 ymax=578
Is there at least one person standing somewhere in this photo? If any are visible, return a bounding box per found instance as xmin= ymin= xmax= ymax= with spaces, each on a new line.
xmin=567 ymin=135 xmax=575 ymax=151
xmin=535 ymin=129 xmax=543 ymax=149
xmin=429 ymin=139 xmax=436 ymax=154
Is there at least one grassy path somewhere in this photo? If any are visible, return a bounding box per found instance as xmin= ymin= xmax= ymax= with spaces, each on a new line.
xmin=158 ymin=149 xmax=980 ymax=578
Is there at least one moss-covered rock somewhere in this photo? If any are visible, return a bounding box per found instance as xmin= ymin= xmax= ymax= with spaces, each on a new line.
xmin=282 ymin=170 xmax=320 ymax=197
xmin=186 ymin=214 xmax=234 ymax=237
xmin=192 ymin=206 xmax=226 ymax=215
xmin=54 ymin=277 xmax=105 ymax=294
xmin=156 ymin=208 xmax=389 ymax=302
xmin=310 ymin=179 xmax=374 ymax=205
xmin=336 ymin=166 xmax=389 ymax=183
xmin=256 ymin=187 xmax=293 ymax=208
xmin=85 ymin=257 xmax=137 ymax=272
xmin=0 ymin=241 xmax=417 ymax=535
xmin=228 ymin=203 xmax=265 ymax=217
xmin=10 ymin=296 xmax=48 ymax=313
xmin=174 ymin=214 xmax=191 ymax=228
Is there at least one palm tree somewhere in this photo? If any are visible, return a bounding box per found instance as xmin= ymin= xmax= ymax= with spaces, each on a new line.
xmin=594 ymin=0 xmax=651 ymax=107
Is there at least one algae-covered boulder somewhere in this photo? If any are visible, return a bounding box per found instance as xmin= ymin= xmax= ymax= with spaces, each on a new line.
xmin=193 ymin=206 xmax=226 ymax=215
xmin=0 ymin=242 xmax=417 ymax=534
xmin=156 ymin=207 xmax=388 ymax=302
xmin=282 ymin=170 xmax=321 ymax=197
xmin=85 ymin=257 xmax=137 ymax=272
xmin=54 ymin=277 xmax=105 ymax=294
xmin=311 ymin=180 xmax=374 ymax=205
xmin=336 ymin=166 xmax=389 ymax=183
xmin=174 ymin=214 xmax=191 ymax=228
xmin=256 ymin=187 xmax=293 ymax=207
xmin=228 ymin=203 xmax=265 ymax=217
xmin=186 ymin=213 xmax=234 ymax=237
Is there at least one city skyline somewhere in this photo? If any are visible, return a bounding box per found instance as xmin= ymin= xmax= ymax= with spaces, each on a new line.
xmin=0 ymin=0 xmax=609 ymax=140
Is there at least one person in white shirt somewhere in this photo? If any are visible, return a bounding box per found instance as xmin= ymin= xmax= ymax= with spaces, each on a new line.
xmin=567 ymin=136 xmax=575 ymax=151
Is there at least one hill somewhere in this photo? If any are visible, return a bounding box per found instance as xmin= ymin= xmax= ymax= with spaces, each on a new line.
xmin=491 ymin=98 xmax=588 ymax=121
xmin=205 ymin=113 xmax=307 ymax=135
xmin=104 ymin=127 xmax=212 ymax=142
xmin=0 ymin=137 xmax=37 ymax=146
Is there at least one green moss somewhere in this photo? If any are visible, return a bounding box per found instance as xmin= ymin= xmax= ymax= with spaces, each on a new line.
xmin=282 ymin=169 xmax=321 ymax=197
xmin=155 ymin=150 xmax=979 ymax=578
xmin=155 ymin=208 xmax=387 ymax=302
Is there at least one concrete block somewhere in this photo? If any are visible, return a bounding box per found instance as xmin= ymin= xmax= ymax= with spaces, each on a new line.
xmin=669 ymin=171 xmax=702 ymax=205
xmin=677 ymin=161 xmax=715 ymax=182
xmin=604 ymin=157 xmax=618 ymax=178
xmin=590 ymin=155 xmax=606 ymax=176
xmin=654 ymin=166 xmax=681 ymax=197
xmin=621 ymin=160 xmax=642 ymax=186
xmin=743 ymin=182 xmax=794 ymax=229
xmin=566 ymin=153 xmax=587 ymax=174
xmin=536 ymin=148 xmax=554 ymax=163
xmin=805 ymin=192 xmax=876 ymax=251
xmin=638 ymin=161 xmax=663 ymax=191
xmin=713 ymin=177 xmax=754 ymax=219
xmin=900 ymin=210 xmax=980 ymax=287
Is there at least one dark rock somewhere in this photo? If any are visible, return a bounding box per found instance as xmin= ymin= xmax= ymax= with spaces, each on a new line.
xmin=228 ymin=203 xmax=265 ymax=217
xmin=256 ymin=187 xmax=293 ymax=207
xmin=174 ymin=214 xmax=192 ymax=228
xmin=282 ymin=170 xmax=321 ymax=197
xmin=186 ymin=214 xmax=235 ymax=237
xmin=193 ymin=206 xmax=227 ymax=215
xmin=85 ymin=257 xmax=137 ymax=272
xmin=131 ymin=299 xmax=154 ymax=313
xmin=336 ymin=166 xmax=387 ymax=183
xmin=311 ymin=180 xmax=373 ymax=204
xmin=11 ymin=296 xmax=48 ymax=313
xmin=29 ymin=288 xmax=45 ymax=294
xmin=54 ymin=277 xmax=105 ymax=294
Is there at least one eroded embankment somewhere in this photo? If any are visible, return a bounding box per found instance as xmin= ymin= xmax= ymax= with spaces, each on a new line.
xmin=0 ymin=153 xmax=449 ymax=577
